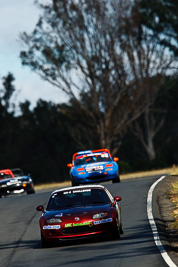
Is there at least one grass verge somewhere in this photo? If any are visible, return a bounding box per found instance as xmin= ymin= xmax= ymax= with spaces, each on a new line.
xmin=34 ymin=166 xmax=177 ymax=191
xmin=169 ymin=180 xmax=178 ymax=231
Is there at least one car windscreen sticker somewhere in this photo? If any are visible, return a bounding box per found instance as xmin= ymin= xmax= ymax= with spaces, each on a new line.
xmin=73 ymin=189 xmax=91 ymax=193
xmin=77 ymin=150 xmax=92 ymax=154
xmin=101 ymin=153 xmax=109 ymax=158
xmin=63 ymin=189 xmax=91 ymax=195
xmin=76 ymin=153 xmax=101 ymax=159
xmin=63 ymin=191 xmax=72 ymax=195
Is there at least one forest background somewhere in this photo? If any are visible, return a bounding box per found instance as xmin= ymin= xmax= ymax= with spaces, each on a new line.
xmin=0 ymin=0 xmax=178 ymax=185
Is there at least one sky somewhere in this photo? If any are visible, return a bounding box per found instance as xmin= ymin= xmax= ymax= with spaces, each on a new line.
xmin=0 ymin=0 xmax=68 ymax=110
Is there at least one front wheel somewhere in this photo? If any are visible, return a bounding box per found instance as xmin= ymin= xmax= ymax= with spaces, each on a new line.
xmin=41 ymin=233 xmax=56 ymax=248
xmin=112 ymin=175 xmax=121 ymax=183
xmin=110 ymin=219 xmax=120 ymax=240
xmin=41 ymin=233 xmax=49 ymax=248
xmin=71 ymin=177 xmax=79 ymax=186
xmin=27 ymin=189 xmax=35 ymax=194
xmin=119 ymin=221 xmax=124 ymax=234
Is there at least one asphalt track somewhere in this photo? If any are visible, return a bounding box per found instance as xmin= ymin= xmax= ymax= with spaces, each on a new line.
xmin=0 ymin=175 xmax=171 ymax=267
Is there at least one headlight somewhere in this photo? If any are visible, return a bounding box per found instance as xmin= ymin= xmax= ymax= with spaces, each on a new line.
xmin=93 ymin=212 xmax=108 ymax=219
xmin=46 ymin=218 xmax=62 ymax=223
xmin=0 ymin=184 xmax=7 ymax=188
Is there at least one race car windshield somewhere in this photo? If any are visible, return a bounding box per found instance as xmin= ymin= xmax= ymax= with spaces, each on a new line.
xmin=0 ymin=173 xmax=12 ymax=179
xmin=47 ymin=189 xmax=110 ymax=210
xmin=75 ymin=152 xmax=111 ymax=166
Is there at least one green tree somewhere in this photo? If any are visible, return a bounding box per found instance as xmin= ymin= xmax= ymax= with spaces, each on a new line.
xmin=155 ymin=76 xmax=178 ymax=165
xmin=0 ymin=73 xmax=18 ymax=168
xmin=139 ymin=0 xmax=178 ymax=56
xmin=20 ymin=0 xmax=176 ymax=155
xmin=17 ymin=99 xmax=75 ymax=183
xmin=129 ymin=76 xmax=166 ymax=161
xmin=123 ymin=0 xmax=178 ymax=161
xmin=0 ymin=73 xmax=15 ymax=114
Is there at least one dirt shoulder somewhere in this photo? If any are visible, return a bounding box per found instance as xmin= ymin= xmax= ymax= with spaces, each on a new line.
xmin=156 ymin=175 xmax=178 ymax=265
xmin=34 ymin=167 xmax=173 ymax=190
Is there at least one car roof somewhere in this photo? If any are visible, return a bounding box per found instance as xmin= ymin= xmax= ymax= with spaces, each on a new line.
xmin=0 ymin=169 xmax=14 ymax=177
xmin=52 ymin=184 xmax=105 ymax=194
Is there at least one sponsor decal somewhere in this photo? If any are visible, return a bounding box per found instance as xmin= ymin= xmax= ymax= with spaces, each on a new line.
xmin=76 ymin=151 xmax=108 ymax=159
xmin=89 ymin=222 xmax=93 ymax=227
xmin=94 ymin=218 xmax=112 ymax=225
xmin=65 ymin=223 xmax=72 ymax=227
xmin=64 ymin=189 xmax=91 ymax=195
xmin=55 ymin=213 xmax=63 ymax=217
xmin=63 ymin=191 xmax=72 ymax=194
xmin=77 ymin=150 xmax=92 ymax=155
xmin=73 ymin=189 xmax=91 ymax=193
xmin=86 ymin=165 xmax=104 ymax=172
xmin=43 ymin=225 xmax=61 ymax=230
xmin=101 ymin=153 xmax=109 ymax=158
xmin=65 ymin=221 xmax=93 ymax=228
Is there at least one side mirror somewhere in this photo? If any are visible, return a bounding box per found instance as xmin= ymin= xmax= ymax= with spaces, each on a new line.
xmin=112 ymin=196 xmax=122 ymax=206
xmin=67 ymin=163 xmax=73 ymax=168
xmin=113 ymin=157 xmax=119 ymax=162
xmin=114 ymin=196 xmax=122 ymax=202
xmin=36 ymin=205 xmax=45 ymax=213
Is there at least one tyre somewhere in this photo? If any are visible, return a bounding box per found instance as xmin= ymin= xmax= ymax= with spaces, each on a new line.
xmin=110 ymin=219 xmax=120 ymax=240
xmin=112 ymin=175 xmax=121 ymax=183
xmin=41 ymin=233 xmax=55 ymax=248
xmin=71 ymin=177 xmax=79 ymax=186
xmin=27 ymin=189 xmax=35 ymax=194
xmin=41 ymin=233 xmax=48 ymax=248
xmin=119 ymin=221 xmax=124 ymax=234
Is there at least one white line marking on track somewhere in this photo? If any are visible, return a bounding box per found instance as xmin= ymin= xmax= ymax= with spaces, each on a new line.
xmin=147 ymin=175 xmax=177 ymax=267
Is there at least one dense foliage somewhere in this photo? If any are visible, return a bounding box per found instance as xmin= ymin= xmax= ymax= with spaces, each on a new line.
xmin=1 ymin=0 xmax=178 ymax=184
xmin=0 ymin=73 xmax=178 ymax=184
xmin=20 ymin=0 xmax=177 ymax=156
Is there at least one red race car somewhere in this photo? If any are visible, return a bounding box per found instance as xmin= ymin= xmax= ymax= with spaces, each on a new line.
xmin=36 ymin=184 xmax=123 ymax=247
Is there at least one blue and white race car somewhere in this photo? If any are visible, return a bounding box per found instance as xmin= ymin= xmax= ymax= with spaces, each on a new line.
xmin=67 ymin=149 xmax=120 ymax=186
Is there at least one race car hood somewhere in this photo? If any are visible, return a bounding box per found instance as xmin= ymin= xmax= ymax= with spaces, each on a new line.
xmin=45 ymin=204 xmax=111 ymax=218
xmin=73 ymin=162 xmax=114 ymax=172
xmin=0 ymin=176 xmax=32 ymax=185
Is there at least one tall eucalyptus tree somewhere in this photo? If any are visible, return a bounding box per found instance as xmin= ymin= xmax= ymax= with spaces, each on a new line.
xmin=20 ymin=0 xmax=176 ymax=155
